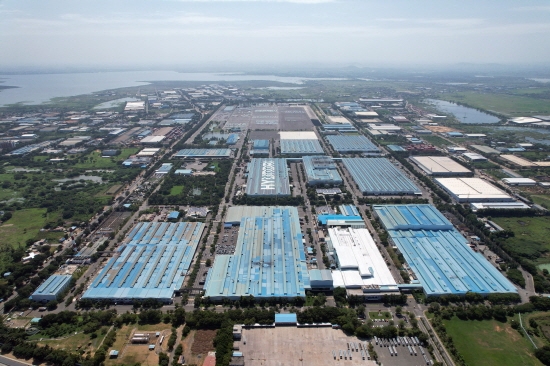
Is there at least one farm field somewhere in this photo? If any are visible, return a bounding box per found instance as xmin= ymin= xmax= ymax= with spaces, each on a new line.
xmin=442 ymin=316 xmax=543 ymax=366
xmin=438 ymin=92 xmax=550 ymax=116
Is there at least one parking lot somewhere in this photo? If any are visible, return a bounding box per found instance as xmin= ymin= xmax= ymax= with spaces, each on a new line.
xmin=373 ymin=336 xmax=434 ymax=366
xmin=238 ymin=326 xmax=376 ymax=366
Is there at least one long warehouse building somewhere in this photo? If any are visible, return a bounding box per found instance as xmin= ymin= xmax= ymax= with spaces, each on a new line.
xmin=343 ymin=158 xmax=421 ymax=195
xmin=82 ymin=222 xmax=204 ymax=303
xmin=245 ymin=158 xmax=290 ymax=196
xmin=373 ymin=204 xmax=517 ymax=296
xmin=204 ymin=207 xmax=310 ymax=300
xmin=280 ymin=139 xmax=324 ymax=155
xmin=174 ymin=148 xmax=232 ymax=158
xmin=326 ymin=135 xmax=380 ymax=154
xmin=435 ymin=177 xmax=514 ymax=202
xmin=410 ymin=156 xmax=472 ymax=176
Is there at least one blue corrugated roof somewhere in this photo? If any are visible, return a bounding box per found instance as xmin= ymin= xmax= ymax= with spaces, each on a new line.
xmin=326 ymin=135 xmax=380 ymax=153
xmin=373 ymin=204 xmax=517 ymax=296
xmin=318 ymin=215 xmax=362 ymax=225
xmin=280 ymin=139 xmax=324 ymax=155
xmin=204 ymin=207 xmax=310 ymax=299
xmin=31 ymin=275 xmax=72 ymax=299
xmin=275 ymin=313 xmax=297 ymax=323
xmin=167 ymin=211 xmax=179 ymax=219
xmin=342 ymin=158 xmax=421 ymax=195
xmin=253 ymin=140 xmax=270 ymax=149
xmin=82 ymin=222 xmax=204 ymax=302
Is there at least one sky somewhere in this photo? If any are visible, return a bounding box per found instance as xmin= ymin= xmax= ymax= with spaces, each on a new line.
xmin=1 ymin=0 xmax=550 ymax=70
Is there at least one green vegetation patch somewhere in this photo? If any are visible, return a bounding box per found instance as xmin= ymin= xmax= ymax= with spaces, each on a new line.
xmin=73 ymin=148 xmax=139 ymax=169
xmin=421 ymin=135 xmax=452 ymax=147
xmin=493 ymin=216 xmax=550 ymax=264
xmin=443 ymin=316 xmax=543 ymax=366
xmin=169 ymin=185 xmax=184 ymax=196
xmin=532 ymin=195 xmax=550 ymax=209
xmin=439 ymin=91 xmax=550 ymax=117
xmin=0 ymin=208 xmax=49 ymax=248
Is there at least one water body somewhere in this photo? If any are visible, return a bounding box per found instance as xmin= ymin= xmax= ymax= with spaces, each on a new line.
xmin=530 ymin=78 xmax=550 ymax=83
xmin=425 ymin=99 xmax=500 ymax=124
xmin=93 ymin=97 xmax=140 ymax=110
xmin=0 ymin=71 xmax=344 ymax=106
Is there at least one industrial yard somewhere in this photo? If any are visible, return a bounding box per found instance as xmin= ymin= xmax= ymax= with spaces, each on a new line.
xmin=2 ymin=76 xmax=550 ymax=366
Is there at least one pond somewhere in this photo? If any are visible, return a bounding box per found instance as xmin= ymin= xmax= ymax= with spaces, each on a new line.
xmin=425 ymin=99 xmax=500 ymax=124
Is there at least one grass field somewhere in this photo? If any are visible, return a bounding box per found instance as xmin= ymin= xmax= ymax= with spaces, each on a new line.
xmin=0 ymin=208 xmax=50 ymax=248
xmin=442 ymin=316 xmax=543 ymax=366
xmin=420 ymin=135 xmax=452 ymax=147
xmin=438 ymin=92 xmax=550 ymax=117
xmin=532 ymin=195 xmax=550 ymax=209
xmin=37 ymin=330 xmax=107 ymax=354
xmin=493 ymin=216 xmax=550 ymax=264
xmin=73 ymin=148 xmax=139 ymax=169
xmin=170 ymin=185 xmax=184 ymax=195
xmin=0 ymin=188 xmax=19 ymax=201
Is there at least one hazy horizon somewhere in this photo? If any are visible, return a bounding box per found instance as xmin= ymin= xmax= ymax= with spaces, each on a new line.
xmin=1 ymin=0 xmax=550 ymax=72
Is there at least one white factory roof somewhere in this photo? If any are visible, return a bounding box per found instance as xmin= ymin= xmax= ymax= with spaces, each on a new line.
xmin=470 ymin=202 xmax=531 ymax=211
xmin=329 ymin=228 xmax=397 ymax=289
xmin=410 ymin=156 xmax=471 ymax=175
xmin=137 ymin=148 xmax=161 ymax=156
xmin=279 ymin=131 xmax=318 ymax=140
xmin=462 ymin=152 xmax=487 ymax=161
xmin=140 ymin=136 xmax=166 ymax=143
xmin=509 ymin=117 xmax=542 ymax=124
xmin=354 ymin=111 xmax=379 ymax=117
xmin=436 ymin=178 xmax=514 ymax=202
xmin=368 ymin=124 xmax=401 ymax=131
xmin=327 ymin=116 xmax=351 ymax=124
xmin=500 ymin=154 xmax=536 ymax=167
xmin=502 ymin=178 xmax=537 ymax=185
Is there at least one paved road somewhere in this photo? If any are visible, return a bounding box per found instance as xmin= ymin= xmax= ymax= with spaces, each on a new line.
xmin=0 ymin=355 xmax=31 ymax=366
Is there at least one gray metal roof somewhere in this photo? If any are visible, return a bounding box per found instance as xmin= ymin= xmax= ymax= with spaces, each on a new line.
xmin=245 ymin=158 xmax=290 ymax=196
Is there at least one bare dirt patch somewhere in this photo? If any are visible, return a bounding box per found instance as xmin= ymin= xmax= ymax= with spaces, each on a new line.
xmin=424 ymin=125 xmax=460 ymax=133
xmin=191 ymin=329 xmax=216 ymax=354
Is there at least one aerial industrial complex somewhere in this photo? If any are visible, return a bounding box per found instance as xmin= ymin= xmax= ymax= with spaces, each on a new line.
xmin=6 ymin=78 xmax=543 ymax=366
xmin=342 ymin=158 xmax=421 ymax=195
xmin=373 ymin=205 xmax=517 ymax=296
xmin=245 ymin=158 xmax=290 ymax=196
xmin=82 ymin=222 xmax=204 ymax=303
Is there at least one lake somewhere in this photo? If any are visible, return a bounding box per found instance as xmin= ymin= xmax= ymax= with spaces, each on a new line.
xmin=425 ymin=99 xmax=500 ymax=124
xmin=0 ymin=70 xmax=343 ymax=106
